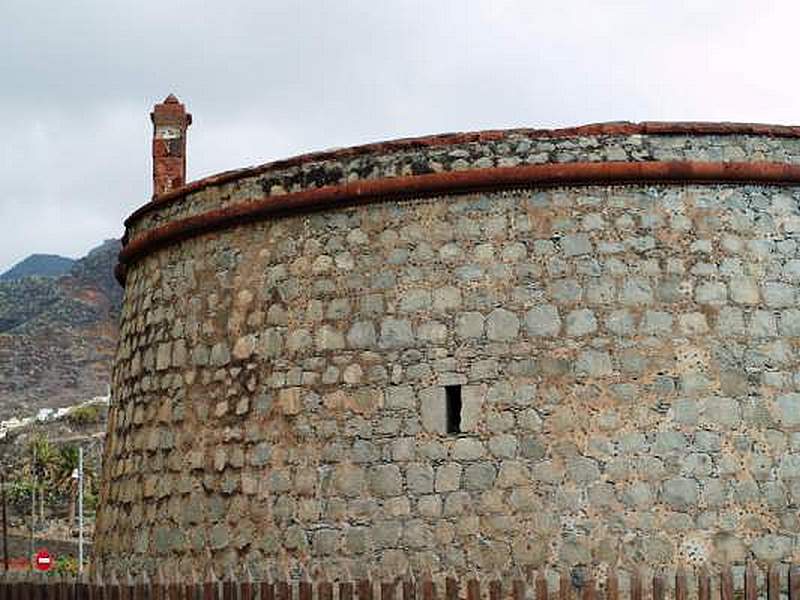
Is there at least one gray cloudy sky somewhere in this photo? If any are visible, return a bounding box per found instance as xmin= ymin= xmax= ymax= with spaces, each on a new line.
xmin=1 ymin=0 xmax=796 ymax=273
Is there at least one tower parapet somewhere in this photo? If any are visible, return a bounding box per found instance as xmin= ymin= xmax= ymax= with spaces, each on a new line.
xmin=100 ymin=109 xmax=800 ymax=579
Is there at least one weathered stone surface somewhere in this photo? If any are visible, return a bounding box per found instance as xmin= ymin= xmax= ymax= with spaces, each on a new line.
xmin=101 ymin=128 xmax=800 ymax=578
xmin=525 ymin=305 xmax=561 ymax=336
xmin=486 ymin=308 xmax=519 ymax=341
xmin=565 ymin=309 xmax=597 ymax=337
xmin=661 ymin=477 xmax=699 ymax=510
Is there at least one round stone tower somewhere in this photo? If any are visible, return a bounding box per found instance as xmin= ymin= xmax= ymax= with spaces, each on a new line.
xmin=96 ymin=106 xmax=800 ymax=579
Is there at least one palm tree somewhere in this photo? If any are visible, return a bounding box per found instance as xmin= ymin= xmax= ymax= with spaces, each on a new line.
xmin=27 ymin=435 xmax=58 ymax=525
xmin=51 ymin=445 xmax=93 ymax=526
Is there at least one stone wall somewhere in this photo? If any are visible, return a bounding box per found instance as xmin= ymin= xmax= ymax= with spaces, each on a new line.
xmin=99 ymin=127 xmax=800 ymax=580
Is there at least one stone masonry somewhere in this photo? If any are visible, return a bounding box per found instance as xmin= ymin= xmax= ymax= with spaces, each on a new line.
xmin=96 ymin=110 xmax=800 ymax=580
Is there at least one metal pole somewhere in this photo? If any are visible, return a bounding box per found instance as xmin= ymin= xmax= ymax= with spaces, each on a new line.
xmin=1 ymin=475 xmax=7 ymax=572
xmin=78 ymin=446 xmax=84 ymax=576
xmin=30 ymin=445 xmax=35 ymax=573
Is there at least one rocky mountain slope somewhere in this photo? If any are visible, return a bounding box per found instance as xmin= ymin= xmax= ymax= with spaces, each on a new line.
xmin=0 ymin=240 xmax=122 ymax=420
xmin=0 ymin=254 xmax=76 ymax=282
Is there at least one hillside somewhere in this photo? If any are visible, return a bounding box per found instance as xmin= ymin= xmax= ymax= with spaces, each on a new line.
xmin=0 ymin=254 xmax=76 ymax=282
xmin=0 ymin=240 xmax=122 ymax=420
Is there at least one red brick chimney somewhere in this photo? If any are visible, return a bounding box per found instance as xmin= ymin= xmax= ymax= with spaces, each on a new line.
xmin=151 ymin=94 xmax=192 ymax=198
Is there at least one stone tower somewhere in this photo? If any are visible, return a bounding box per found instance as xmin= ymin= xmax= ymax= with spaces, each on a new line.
xmin=150 ymin=94 xmax=191 ymax=197
xmin=98 ymin=110 xmax=800 ymax=580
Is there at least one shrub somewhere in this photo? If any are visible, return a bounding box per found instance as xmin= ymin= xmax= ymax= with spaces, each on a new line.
xmin=66 ymin=404 xmax=103 ymax=426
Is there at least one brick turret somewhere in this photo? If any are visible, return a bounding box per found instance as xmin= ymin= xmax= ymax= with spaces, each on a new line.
xmin=150 ymin=94 xmax=191 ymax=198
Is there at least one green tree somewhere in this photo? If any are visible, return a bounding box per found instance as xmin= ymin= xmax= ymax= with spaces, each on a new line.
xmin=50 ymin=445 xmax=90 ymax=525
xmin=27 ymin=434 xmax=58 ymax=524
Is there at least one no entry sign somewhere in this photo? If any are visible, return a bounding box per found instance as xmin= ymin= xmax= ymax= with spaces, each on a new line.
xmin=34 ymin=550 xmax=52 ymax=572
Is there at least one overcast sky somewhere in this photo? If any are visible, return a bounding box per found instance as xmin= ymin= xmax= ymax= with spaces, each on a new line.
xmin=1 ymin=0 xmax=798 ymax=273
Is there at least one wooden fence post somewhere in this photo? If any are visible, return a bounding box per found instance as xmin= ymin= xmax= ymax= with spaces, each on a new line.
xmin=534 ymin=572 xmax=547 ymax=600
xmin=380 ymin=580 xmax=396 ymax=600
xmin=298 ymin=580 xmax=311 ymax=600
xmin=559 ymin=571 xmax=570 ymax=600
xmin=203 ymin=571 xmax=217 ymax=600
xmin=720 ymin=566 xmax=734 ymax=600
xmin=744 ymin=562 xmax=757 ymax=600
xmin=420 ymin=579 xmax=434 ymax=600
xmin=274 ymin=581 xmax=289 ymax=600
xmin=581 ymin=575 xmax=594 ymax=600
xmin=674 ymin=567 xmax=687 ymax=600
xmin=768 ymin=564 xmax=780 ymax=600
xmin=401 ymin=579 xmax=415 ymax=600
xmin=318 ymin=581 xmax=332 ymax=600
xmin=488 ymin=580 xmax=500 ymax=600
xmin=339 ymin=581 xmax=353 ymax=600
xmin=791 ymin=565 xmax=800 ymax=600
xmin=605 ymin=570 xmax=618 ymax=600
xmin=629 ymin=570 xmax=642 ymax=600
xmin=652 ymin=571 xmax=664 ymax=600
xmin=512 ymin=578 xmax=525 ymax=600
xmin=466 ymin=579 xmax=480 ymax=600
xmin=259 ymin=580 xmax=273 ymax=600
xmin=698 ymin=568 xmax=710 ymax=600
xmin=445 ymin=579 xmax=457 ymax=600
xmin=357 ymin=580 xmax=372 ymax=600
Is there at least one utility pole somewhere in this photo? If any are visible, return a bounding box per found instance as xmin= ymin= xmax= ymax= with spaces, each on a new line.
xmin=1 ymin=475 xmax=8 ymax=572
xmin=29 ymin=445 xmax=35 ymax=572
xmin=78 ymin=446 xmax=84 ymax=576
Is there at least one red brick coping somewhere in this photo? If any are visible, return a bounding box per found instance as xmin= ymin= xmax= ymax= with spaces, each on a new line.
xmin=116 ymin=159 xmax=800 ymax=284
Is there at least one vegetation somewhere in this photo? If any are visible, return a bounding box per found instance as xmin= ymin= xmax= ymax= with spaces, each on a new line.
xmin=65 ymin=403 xmax=104 ymax=426
xmin=4 ymin=435 xmax=97 ymax=526
xmin=53 ymin=555 xmax=80 ymax=576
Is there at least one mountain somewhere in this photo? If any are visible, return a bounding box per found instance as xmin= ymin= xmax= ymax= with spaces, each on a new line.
xmin=0 ymin=254 xmax=76 ymax=281
xmin=0 ymin=240 xmax=122 ymax=419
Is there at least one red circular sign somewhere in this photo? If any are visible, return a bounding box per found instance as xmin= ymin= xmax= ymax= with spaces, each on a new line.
xmin=34 ymin=550 xmax=53 ymax=572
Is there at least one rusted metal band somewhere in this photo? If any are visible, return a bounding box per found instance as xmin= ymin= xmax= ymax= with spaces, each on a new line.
xmin=116 ymin=159 xmax=800 ymax=284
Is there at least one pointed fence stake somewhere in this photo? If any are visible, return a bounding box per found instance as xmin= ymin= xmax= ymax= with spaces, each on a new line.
xmin=535 ymin=572 xmax=548 ymax=600
xmin=402 ymin=579 xmax=415 ymax=600
xmin=421 ymin=579 xmax=435 ymax=600
xmin=445 ymin=579 xmax=458 ymax=600
xmin=674 ymin=567 xmax=687 ymax=600
xmin=467 ymin=580 xmax=480 ymax=600
xmin=605 ymin=570 xmax=618 ymax=600
xmin=745 ymin=562 xmax=758 ymax=600
xmin=768 ymin=564 xmax=780 ymax=600
xmin=652 ymin=570 xmax=664 ymax=600
xmin=381 ymin=580 xmax=396 ymax=600
xmin=260 ymin=579 xmax=274 ymax=600
xmin=559 ymin=571 xmax=571 ymax=600
xmin=698 ymin=567 xmax=710 ymax=600
xmin=791 ymin=565 xmax=800 ymax=600
xmin=630 ymin=569 xmax=642 ymax=600
xmin=720 ymin=566 xmax=734 ymax=600
xmin=203 ymin=568 xmax=217 ymax=600
xmin=488 ymin=580 xmax=501 ymax=600
xmin=318 ymin=580 xmax=333 ymax=600
xmin=513 ymin=578 xmax=525 ymax=600
xmin=581 ymin=575 xmax=595 ymax=600
xmin=340 ymin=582 xmax=354 ymax=600
xmin=298 ymin=580 xmax=312 ymax=600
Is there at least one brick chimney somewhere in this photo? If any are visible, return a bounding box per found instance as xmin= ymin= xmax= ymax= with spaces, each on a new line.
xmin=151 ymin=94 xmax=192 ymax=198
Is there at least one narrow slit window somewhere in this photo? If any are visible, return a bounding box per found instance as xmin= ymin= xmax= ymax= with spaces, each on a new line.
xmin=445 ymin=385 xmax=462 ymax=434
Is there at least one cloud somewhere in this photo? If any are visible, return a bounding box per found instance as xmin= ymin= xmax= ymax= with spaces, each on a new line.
xmin=1 ymin=0 xmax=798 ymax=271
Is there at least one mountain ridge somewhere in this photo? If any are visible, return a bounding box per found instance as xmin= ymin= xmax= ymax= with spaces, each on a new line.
xmin=0 ymin=254 xmax=76 ymax=281
xmin=0 ymin=240 xmax=122 ymax=419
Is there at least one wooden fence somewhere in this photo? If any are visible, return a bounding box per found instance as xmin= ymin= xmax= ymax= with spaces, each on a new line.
xmin=0 ymin=564 xmax=797 ymax=600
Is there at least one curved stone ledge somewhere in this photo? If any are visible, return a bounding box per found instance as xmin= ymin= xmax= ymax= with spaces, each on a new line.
xmin=138 ymin=121 xmax=800 ymax=210
xmin=117 ymin=160 xmax=800 ymax=284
